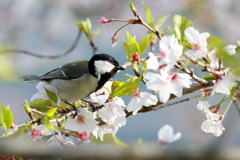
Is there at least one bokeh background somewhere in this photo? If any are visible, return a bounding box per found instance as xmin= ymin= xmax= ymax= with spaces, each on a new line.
xmin=0 ymin=0 xmax=240 ymax=149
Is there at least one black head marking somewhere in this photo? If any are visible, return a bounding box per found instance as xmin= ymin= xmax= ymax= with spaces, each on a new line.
xmin=88 ymin=53 xmax=125 ymax=90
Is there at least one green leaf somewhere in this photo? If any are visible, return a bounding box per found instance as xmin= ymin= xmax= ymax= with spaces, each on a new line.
xmin=207 ymin=36 xmax=227 ymax=50
xmin=91 ymin=134 xmax=128 ymax=148
xmin=203 ymin=74 xmax=216 ymax=81
xmin=23 ymin=100 xmax=32 ymax=114
xmin=75 ymin=18 xmax=99 ymax=40
xmin=42 ymin=116 xmax=56 ymax=130
xmin=122 ymin=38 xmax=131 ymax=60
xmin=29 ymin=99 xmax=55 ymax=113
xmin=142 ymin=2 xmax=154 ymax=28
xmin=46 ymin=107 xmax=58 ymax=118
xmin=230 ymin=86 xmax=237 ymax=99
xmin=0 ymin=104 xmax=14 ymax=131
xmin=110 ymin=77 xmax=140 ymax=98
xmin=127 ymin=31 xmax=140 ymax=55
xmin=155 ymin=15 xmax=170 ymax=30
xmin=173 ymin=15 xmax=193 ymax=43
xmin=138 ymin=34 xmax=153 ymax=56
xmin=45 ymin=88 xmax=58 ymax=104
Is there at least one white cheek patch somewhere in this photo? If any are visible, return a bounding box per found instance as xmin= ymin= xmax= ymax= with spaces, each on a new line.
xmin=94 ymin=60 xmax=115 ymax=75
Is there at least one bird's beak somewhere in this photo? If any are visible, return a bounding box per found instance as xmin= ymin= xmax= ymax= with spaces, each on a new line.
xmin=117 ymin=66 xmax=125 ymax=70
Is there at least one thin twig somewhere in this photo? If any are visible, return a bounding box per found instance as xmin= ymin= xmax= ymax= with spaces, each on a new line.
xmin=183 ymin=52 xmax=230 ymax=75
xmin=129 ymin=4 xmax=161 ymax=39
xmin=233 ymin=100 xmax=240 ymax=116
xmin=0 ymin=29 xmax=82 ymax=59
xmin=152 ymin=95 xmax=201 ymax=110
xmin=175 ymin=61 xmax=208 ymax=84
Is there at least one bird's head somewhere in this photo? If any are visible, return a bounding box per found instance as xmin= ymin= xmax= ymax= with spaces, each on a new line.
xmin=88 ymin=53 xmax=125 ymax=89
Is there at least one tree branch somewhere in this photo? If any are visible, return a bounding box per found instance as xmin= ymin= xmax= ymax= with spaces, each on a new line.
xmin=0 ymin=29 xmax=82 ymax=59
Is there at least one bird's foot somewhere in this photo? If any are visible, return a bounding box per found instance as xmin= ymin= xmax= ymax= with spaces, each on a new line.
xmin=64 ymin=101 xmax=78 ymax=118
xmin=82 ymin=100 xmax=97 ymax=112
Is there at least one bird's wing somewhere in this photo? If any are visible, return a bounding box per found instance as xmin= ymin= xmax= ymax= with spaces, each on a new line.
xmin=38 ymin=67 xmax=69 ymax=80
xmin=59 ymin=60 xmax=89 ymax=79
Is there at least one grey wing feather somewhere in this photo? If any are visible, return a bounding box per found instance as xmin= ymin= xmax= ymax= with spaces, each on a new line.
xmin=21 ymin=68 xmax=68 ymax=82
xmin=22 ymin=60 xmax=89 ymax=82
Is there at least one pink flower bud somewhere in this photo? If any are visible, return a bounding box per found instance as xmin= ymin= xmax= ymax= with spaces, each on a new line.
xmin=131 ymin=53 xmax=140 ymax=63
xmin=98 ymin=17 xmax=113 ymax=24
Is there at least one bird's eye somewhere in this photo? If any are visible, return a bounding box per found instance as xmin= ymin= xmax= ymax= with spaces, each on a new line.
xmin=110 ymin=60 xmax=115 ymax=64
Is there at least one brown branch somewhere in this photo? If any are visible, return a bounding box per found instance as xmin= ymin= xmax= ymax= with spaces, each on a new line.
xmin=89 ymin=39 xmax=98 ymax=55
xmin=152 ymin=95 xmax=201 ymax=110
xmin=175 ymin=61 xmax=208 ymax=84
xmin=183 ymin=52 xmax=230 ymax=75
xmin=0 ymin=29 xmax=82 ymax=59
xmin=129 ymin=3 xmax=161 ymax=39
xmin=126 ymin=81 xmax=214 ymax=117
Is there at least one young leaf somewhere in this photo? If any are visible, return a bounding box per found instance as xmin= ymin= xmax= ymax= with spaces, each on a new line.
xmin=207 ymin=36 xmax=226 ymax=50
xmin=29 ymin=99 xmax=55 ymax=113
xmin=142 ymin=1 xmax=154 ymax=27
xmin=122 ymin=37 xmax=131 ymax=60
xmin=127 ymin=31 xmax=140 ymax=55
xmin=110 ymin=77 xmax=141 ymax=98
xmin=75 ymin=19 xmax=99 ymax=40
xmin=155 ymin=15 xmax=170 ymax=30
xmin=46 ymin=107 xmax=58 ymax=118
xmin=42 ymin=116 xmax=56 ymax=130
xmin=138 ymin=34 xmax=153 ymax=56
xmin=45 ymin=88 xmax=58 ymax=104
xmin=173 ymin=15 xmax=193 ymax=43
xmin=0 ymin=104 xmax=14 ymax=131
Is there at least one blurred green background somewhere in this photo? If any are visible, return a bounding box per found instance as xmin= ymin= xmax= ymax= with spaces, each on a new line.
xmin=0 ymin=0 xmax=240 ymax=149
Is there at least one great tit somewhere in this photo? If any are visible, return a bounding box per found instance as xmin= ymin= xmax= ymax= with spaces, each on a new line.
xmin=22 ymin=53 xmax=125 ymax=116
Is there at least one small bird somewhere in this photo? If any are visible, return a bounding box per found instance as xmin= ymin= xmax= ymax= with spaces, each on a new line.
xmin=22 ymin=53 xmax=125 ymax=116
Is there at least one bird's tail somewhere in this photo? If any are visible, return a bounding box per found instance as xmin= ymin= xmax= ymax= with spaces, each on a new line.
xmin=20 ymin=75 xmax=41 ymax=82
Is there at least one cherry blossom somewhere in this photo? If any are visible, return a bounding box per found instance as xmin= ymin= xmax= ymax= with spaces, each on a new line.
xmin=158 ymin=124 xmax=181 ymax=145
xmin=127 ymin=90 xmax=158 ymax=115
xmin=224 ymin=45 xmax=237 ymax=55
xmin=145 ymin=71 xmax=176 ymax=103
xmin=46 ymin=131 xmax=76 ymax=147
xmin=196 ymin=100 xmax=225 ymax=136
xmin=31 ymin=82 xmax=61 ymax=105
xmin=196 ymin=100 xmax=211 ymax=115
xmin=89 ymin=81 xmax=113 ymax=105
xmin=64 ymin=108 xmax=99 ymax=133
xmin=211 ymin=74 xmax=240 ymax=96
xmin=208 ymin=48 xmax=219 ymax=69
xmin=184 ymin=27 xmax=210 ymax=59
xmin=92 ymin=124 xmax=119 ymax=141
xmin=98 ymin=96 xmax=126 ymax=127
xmin=170 ymin=72 xmax=192 ymax=97
xmin=201 ymin=113 xmax=225 ymax=137
xmin=159 ymin=35 xmax=183 ymax=65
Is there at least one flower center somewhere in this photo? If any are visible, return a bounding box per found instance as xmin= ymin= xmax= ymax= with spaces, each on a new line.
xmin=193 ymin=44 xmax=201 ymax=50
xmin=77 ymin=115 xmax=85 ymax=124
xmin=134 ymin=90 xmax=142 ymax=97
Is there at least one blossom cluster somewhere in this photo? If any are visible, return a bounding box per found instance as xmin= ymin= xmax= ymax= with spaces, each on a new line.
xmin=26 ymin=26 xmax=238 ymax=147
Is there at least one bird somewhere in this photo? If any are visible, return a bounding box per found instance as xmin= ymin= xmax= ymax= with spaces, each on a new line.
xmin=21 ymin=53 xmax=125 ymax=117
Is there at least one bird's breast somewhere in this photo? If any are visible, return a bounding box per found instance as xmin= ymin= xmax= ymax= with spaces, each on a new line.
xmin=47 ymin=73 xmax=98 ymax=102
